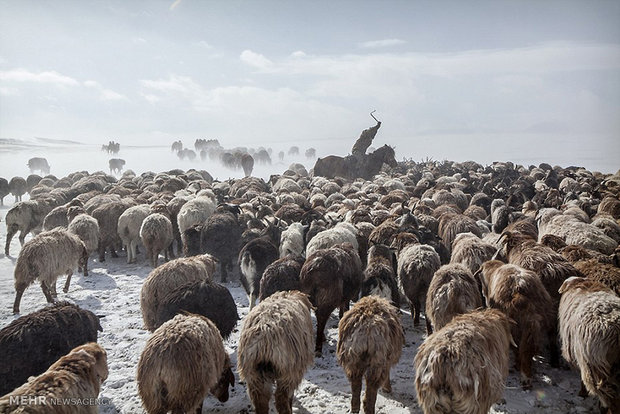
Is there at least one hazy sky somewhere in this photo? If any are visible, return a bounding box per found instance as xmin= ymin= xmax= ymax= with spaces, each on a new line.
xmin=1 ymin=0 xmax=619 ymax=168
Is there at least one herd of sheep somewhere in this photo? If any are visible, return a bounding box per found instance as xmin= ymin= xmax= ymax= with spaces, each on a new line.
xmin=0 ymin=157 xmax=619 ymax=414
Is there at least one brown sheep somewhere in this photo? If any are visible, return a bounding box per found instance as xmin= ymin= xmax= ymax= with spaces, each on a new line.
xmin=337 ymin=296 xmax=404 ymax=414
xmin=0 ymin=343 xmax=108 ymax=414
xmin=414 ymin=309 xmax=513 ymax=414
xmin=437 ymin=212 xmax=482 ymax=258
xmin=137 ymin=314 xmax=234 ymax=414
xmin=425 ymin=263 xmax=483 ymax=334
xmin=573 ymin=259 xmax=620 ymax=296
xmin=478 ymin=260 xmax=555 ymax=389
xmin=300 ymin=242 xmax=363 ymax=355
xmin=238 ymin=291 xmax=314 ymax=414
xmin=558 ymin=277 xmax=620 ymax=413
xmin=449 ymin=232 xmax=496 ymax=274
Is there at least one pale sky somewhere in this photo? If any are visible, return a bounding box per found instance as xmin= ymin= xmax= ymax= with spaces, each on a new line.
xmin=1 ymin=0 xmax=619 ymax=170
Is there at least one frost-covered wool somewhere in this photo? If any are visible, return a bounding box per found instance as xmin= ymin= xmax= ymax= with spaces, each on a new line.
xmin=238 ymin=291 xmax=314 ymax=414
xmin=117 ymin=204 xmax=150 ymax=264
xmin=558 ymin=277 xmax=620 ymax=412
xmin=337 ymin=296 xmax=404 ymax=414
xmin=13 ymin=228 xmax=88 ymax=313
xmin=140 ymin=212 xmax=173 ymax=267
xmin=137 ymin=314 xmax=234 ymax=414
xmin=414 ymin=309 xmax=513 ymax=414
xmin=0 ymin=343 xmax=108 ymax=414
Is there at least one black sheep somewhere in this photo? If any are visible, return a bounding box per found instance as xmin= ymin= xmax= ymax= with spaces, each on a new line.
xmin=154 ymin=279 xmax=239 ymax=339
xmin=238 ymin=236 xmax=279 ymax=309
xmin=258 ymin=256 xmax=304 ymax=301
xmin=0 ymin=301 xmax=102 ymax=395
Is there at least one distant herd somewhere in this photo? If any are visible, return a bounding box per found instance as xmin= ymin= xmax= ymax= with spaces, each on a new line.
xmin=1 ymin=152 xmax=619 ymax=413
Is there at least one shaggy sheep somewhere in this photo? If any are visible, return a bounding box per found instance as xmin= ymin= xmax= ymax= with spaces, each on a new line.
xmin=573 ymin=259 xmax=620 ymax=296
xmin=0 ymin=301 xmax=102 ymax=396
xmin=425 ymin=263 xmax=483 ymax=334
xmin=478 ymin=260 xmax=555 ymax=388
xmin=13 ymin=228 xmax=88 ymax=313
xmin=449 ymin=232 xmax=497 ymax=274
xmin=91 ymin=198 xmax=134 ymax=262
xmin=437 ymin=212 xmax=482 ymax=259
xmin=117 ymin=204 xmax=151 ymax=264
xmin=42 ymin=199 xmax=83 ymax=231
xmin=67 ymin=209 xmax=99 ymax=276
xmin=140 ymin=212 xmax=174 ymax=267
xmin=558 ymin=277 xmax=620 ymax=413
xmin=305 ymin=221 xmax=359 ymax=258
xmin=177 ymin=195 xmax=216 ymax=246
xmin=414 ymin=308 xmax=513 ymax=414
xmin=0 ymin=342 xmax=108 ymax=414
xmin=0 ymin=177 xmax=9 ymax=205
xmin=140 ymin=254 xmax=218 ymax=331
xmin=9 ymin=176 xmax=27 ymax=202
xmin=258 ymin=256 xmax=304 ymax=301
xmin=152 ymin=278 xmax=239 ymax=338
xmin=4 ymin=200 xmax=53 ymax=255
xmin=300 ymin=243 xmax=363 ymax=355
xmin=200 ymin=204 xmax=243 ymax=282
xmin=396 ymin=241 xmax=441 ymax=331
xmin=360 ymin=244 xmax=400 ymax=307
xmin=137 ymin=314 xmax=235 ymax=414
xmin=337 ymin=296 xmax=404 ymax=414
xmin=238 ymin=235 xmax=279 ymax=309
xmin=279 ymin=222 xmax=306 ymax=258
xmin=238 ymin=291 xmax=314 ymax=414
xmin=539 ymin=212 xmax=617 ymax=255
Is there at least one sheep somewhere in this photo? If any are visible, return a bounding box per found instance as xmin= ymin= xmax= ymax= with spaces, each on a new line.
xmin=300 ymin=242 xmax=363 ymax=355
xmin=140 ymin=253 xmax=218 ymax=331
xmin=437 ymin=212 xmax=482 ymax=259
xmin=117 ymin=204 xmax=151 ymax=264
xmin=108 ymin=157 xmax=126 ymax=174
xmin=539 ymin=212 xmax=617 ymax=255
xmin=9 ymin=176 xmax=27 ymax=202
xmin=4 ymin=200 xmax=53 ymax=255
xmin=259 ymin=256 xmax=304 ymax=301
xmin=0 ymin=343 xmax=108 ymax=414
xmin=572 ymin=259 xmax=620 ymax=296
xmin=360 ymin=244 xmax=400 ymax=308
xmin=91 ymin=198 xmax=134 ymax=262
xmin=237 ymin=291 xmax=314 ymax=414
xmin=0 ymin=176 xmax=9 ymax=205
xmin=139 ymin=212 xmax=174 ymax=268
xmin=13 ymin=228 xmax=88 ymax=313
xmin=137 ymin=314 xmax=235 ymax=414
xmin=0 ymin=301 xmax=102 ymax=396
xmin=42 ymin=199 xmax=83 ymax=231
xmin=396 ymin=241 xmax=441 ymax=332
xmin=67 ymin=209 xmax=99 ymax=276
xmin=279 ymin=222 xmax=306 ymax=258
xmin=478 ymin=260 xmax=555 ymax=389
xmin=558 ymin=277 xmax=620 ymax=413
xmin=449 ymin=232 xmax=496 ymax=274
xmin=337 ymin=296 xmax=404 ymax=414
xmin=305 ymin=221 xmax=359 ymax=258
xmin=414 ymin=308 xmax=513 ymax=414
xmin=238 ymin=235 xmax=279 ymax=309
xmin=425 ymin=263 xmax=483 ymax=334
xmin=200 ymin=204 xmax=243 ymax=282
xmin=152 ymin=278 xmax=239 ymax=338
xmin=177 ymin=195 xmax=216 ymax=246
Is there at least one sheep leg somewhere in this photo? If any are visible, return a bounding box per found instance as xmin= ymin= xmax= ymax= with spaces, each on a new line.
xmin=247 ymin=379 xmax=272 ymax=414
xmin=339 ymin=301 xmax=350 ymax=319
xmin=4 ymin=224 xmax=18 ymax=255
xmin=83 ymin=258 xmax=89 ymax=277
xmin=548 ymin=323 xmax=560 ymax=368
xmin=274 ymin=383 xmax=294 ymax=414
xmin=220 ymin=260 xmax=229 ymax=283
xmin=412 ymin=299 xmax=421 ymax=326
xmin=13 ymin=284 xmax=26 ymax=314
xmin=349 ymin=373 xmax=363 ymax=414
xmin=63 ymin=272 xmax=73 ymax=293
xmin=151 ymin=248 xmax=158 ymax=268
xmin=98 ymin=243 xmax=106 ymax=262
xmin=18 ymin=229 xmax=28 ymax=246
xmin=425 ymin=317 xmax=433 ymax=336
xmin=363 ymin=377 xmax=380 ymax=414
xmin=110 ymin=246 xmax=118 ymax=258
xmin=579 ymin=380 xmax=589 ymax=398
xmin=315 ymin=307 xmax=332 ymax=356
xmin=382 ymin=370 xmax=392 ymax=393
xmin=40 ymin=281 xmax=54 ymax=303
xmin=194 ymin=401 xmax=203 ymax=414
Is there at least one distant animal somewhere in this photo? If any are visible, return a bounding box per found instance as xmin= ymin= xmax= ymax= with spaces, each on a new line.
xmin=288 ymin=146 xmax=300 ymax=156
xmin=313 ymin=145 xmax=397 ymax=180
xmin=305 ymin=147 xmax=316 ymax=158
xmin=241 ymin=153 xmax=254 ymax=177
xmin=27 ymin=157 xmax=50 ymax=175
xmin=171 ymin=140 xmax=183 ymax=152
xmin=0 ymin=177 xmax=9 ymax=205
xmin=109 ymin=158 xmax=126 ymax=174
xmin=101 ymin=140 xmax=120 ymax=154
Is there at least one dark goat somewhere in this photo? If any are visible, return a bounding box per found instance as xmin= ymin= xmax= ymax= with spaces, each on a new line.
xmin=0 ymin=302 xmax=102 ymax=396
xmin=300 ymin=243 xmax=363 ymax=355
xmin=238 ymin=236 xmax=279 ymax=309
xmin=361 ymin=244 xmax=400 ymax=308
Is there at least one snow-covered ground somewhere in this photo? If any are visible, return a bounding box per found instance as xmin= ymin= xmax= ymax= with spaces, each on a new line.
xmin=0 ymin=139 xmax=605 ymax=413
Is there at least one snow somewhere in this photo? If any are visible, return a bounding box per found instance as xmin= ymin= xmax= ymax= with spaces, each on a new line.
xmin=0 ymin=140 xmax=604 ymax=413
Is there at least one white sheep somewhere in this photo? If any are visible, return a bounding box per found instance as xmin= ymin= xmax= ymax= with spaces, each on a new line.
xmin=279 ymin=222 xmax=305 ymax=258
xmin=177 ymin=195 xmax=216 ymax=245
xmin=305 ymin=221 xmax=358 ymax=258
xmin=117 ymin=204 xmax=151 ymax=264
xmin=13 ymin=228 xmax=88 ymax=313
xmin=140 ymin=212 xmax=174 ymax=267
xmin=67 ymin=210 xmax=99 ymax=276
